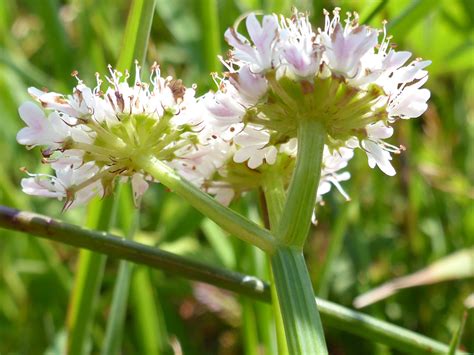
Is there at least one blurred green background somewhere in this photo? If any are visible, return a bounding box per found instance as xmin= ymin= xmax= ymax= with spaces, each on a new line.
xmin=0 ymin=0 xmax=473 ymax=354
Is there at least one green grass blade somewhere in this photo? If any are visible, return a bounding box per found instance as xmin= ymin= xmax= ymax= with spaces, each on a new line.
xmin=130 ymin=267 xmax=168 ymax=354
xmin=27 ymin=0 xmax=73 ymax=77
xmin=360 ymin=0 xmax=389 ymax=24
xmin=387 ymin=0 xmax=440 ymax=38
xmin=116 ymin=0 xmax=157 ymax=73
xmin=101 ymin=186 xmax=139 ymax=355
xmin=199 ymin=0 xmax=221 ymax=73
xmin=241 ymin=299 xmax=259 ymax=355
xmin=66 ymin=197 xmax=117 ymax=355
xmin=448 ymin=312 xmax=467 ymax=355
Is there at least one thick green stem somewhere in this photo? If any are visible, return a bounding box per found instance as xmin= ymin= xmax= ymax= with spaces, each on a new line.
xmin=271 ymin=247 xmax=327 ymax=354
xmin=139 ymin=156 xmax=276 ymax=253
xmin=0 ymin=205 xmax=459 ymax=354
xmin=265 ymin=119 xmax=327 ymax=354
xmin=277 ymin=120 xmax=325 ymax=248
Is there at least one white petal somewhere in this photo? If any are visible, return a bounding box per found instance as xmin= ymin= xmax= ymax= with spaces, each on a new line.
xmin=131 ymin=174 xmax=149 ymax=206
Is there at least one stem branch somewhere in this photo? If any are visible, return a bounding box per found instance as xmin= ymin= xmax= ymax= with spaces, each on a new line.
xmin=139 ymin=156 xmax=276 ymax=253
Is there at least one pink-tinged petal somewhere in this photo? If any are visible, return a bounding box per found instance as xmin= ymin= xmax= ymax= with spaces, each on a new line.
xmin=246 ymin=13 xmax=262 ymax=44
xmin=131 ymin=174 xmax=149 ymax=206
xmin=324 ymin=23 xmax=378 ymax=78
xmin=18 ymin=102 xmax=45 ymax=128
xmin=21 ymin=177 xmax=65 ymax=199
xmin=28 ymin=87 xmax=80 ymax=117
xmin=231 ymin=66 xmax=268 ymax=102
xmin=234 ymin=127 xmax=268 ymax=146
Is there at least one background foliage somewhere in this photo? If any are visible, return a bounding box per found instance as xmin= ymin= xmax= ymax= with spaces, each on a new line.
xmin=0 ymin=0 xmax=472 ymax=353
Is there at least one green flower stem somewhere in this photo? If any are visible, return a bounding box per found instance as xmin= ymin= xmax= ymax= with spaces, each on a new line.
xmin=264 ymin=120 xmax=327 ymax=354
xmin=139 ymin=156 xmax=276 ymax=253
xmin=271 ymin=247 xmax=328 ymax=354
xmin=277 ymin=119 xmax=325 ymax=248
xmin=0 ymin=205 xmax=459 ymax=354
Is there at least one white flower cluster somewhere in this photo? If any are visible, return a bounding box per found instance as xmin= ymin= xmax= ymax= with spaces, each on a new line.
xmin=17 ymin=8 xmax=431 ymax=210
xmin=207 ymin=8 xmax=431 ymax=177
xmin=17 ymin=64 xmax=224 ymax=208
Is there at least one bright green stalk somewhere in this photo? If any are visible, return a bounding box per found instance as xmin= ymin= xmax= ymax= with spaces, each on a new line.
xmin=277 ymin=120 xmax=325 ymax=248
xmin=0 ymin=205 xmax=459 ymax=354
xmin=241 ymin=299 xmax=259 ymax=355
xmin=138 ymin=156 xmax=276 ymax=253
xmin=67 ymin=197 xmax=117 ymax=355
xmin=116 ymin=0 xmax=157 ymax=73
xmin=131 ymin=267 xmax=168 ymax=354
xmin=101 ymin=261 xmax=134 ymax=355
xmin=448 ymin=312 xmax=467 ymax=355
xmin=101 ymin=196 xmax=139 ymax=355
xmin=199 ymin=0 xmax=221 ymax=73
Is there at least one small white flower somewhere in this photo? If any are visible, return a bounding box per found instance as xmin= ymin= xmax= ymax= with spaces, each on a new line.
xmin=21 ymin=162 xmax=103 ymax=208
xmin=225 ymin=13 xmax=279 ymax=73
xmin=277 ymin=10 xmax=321 ymax=79
xmin=228 ymin=65 xmax=268 ymax=104
xmin=204 ymin=84 xmax=247 ymax=131
xmin=233 ymin=125 xmax=278 ymax=169
xmin=357 ymin=122 xmax=399 ymax=176
xmin=17 ymin=63 xmax=205 ymax=208
xmin=17 ymin=102 xmax=70 ymax=149
xmin=320 ymin=9 xmax=378 ymax=79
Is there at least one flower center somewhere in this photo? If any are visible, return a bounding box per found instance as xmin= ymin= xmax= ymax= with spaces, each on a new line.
xmin=246 ymin=73 xmax=387 ymax=149
xmin=73 ymin=112 xmax=195 ymax=176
